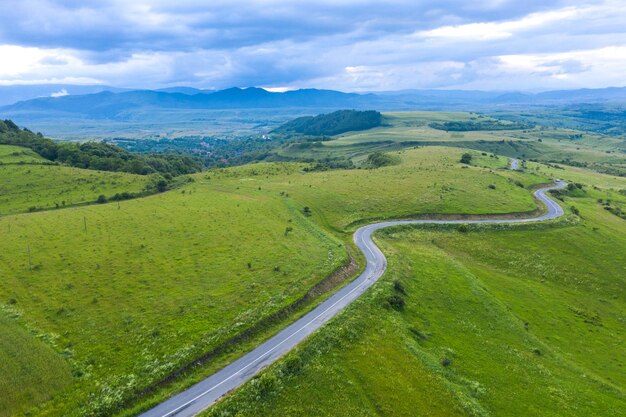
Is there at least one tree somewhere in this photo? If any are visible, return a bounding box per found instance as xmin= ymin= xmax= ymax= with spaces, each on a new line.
xmin=460 ymin=153 xmax=472 ymax=164
xmin=156 ymin=179 xmax=168 ymax=192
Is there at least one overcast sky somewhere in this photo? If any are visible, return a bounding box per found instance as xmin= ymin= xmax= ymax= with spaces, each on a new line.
xmin=0 ymin=0 xmax=625 ymax=91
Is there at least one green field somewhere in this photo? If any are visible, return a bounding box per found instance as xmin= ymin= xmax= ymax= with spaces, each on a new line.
xmin=275 ymin=112 xmax=626 ymax=177
xmin=205 ymin=170 xmax=626 ymax=417
xmin=0 ymin=144 xmax=48 ymax=164
xmin=2 ymin=111 xmax=625 ymax=417
xmin=0 ymin=177 xmax=348 ymax=416
xmin=0 ymin=144 xmax=541 ymax=417
xmin=211 ymin=147 xmax=538 ymax=232
xmin=0 ymin=150 xmax=152 ymax=216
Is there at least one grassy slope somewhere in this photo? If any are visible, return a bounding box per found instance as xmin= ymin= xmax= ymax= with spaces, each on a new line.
xmin=213 ymin=147 xmax=537 ymax=232
xmin=0 ymin=145 xmax=151 ymax=216
xmin=204 ymin=169 xmax=626 ymax=417
xmin=0 ymin=313 xmax=73 ymax=417
xmin=1 ymin=145 xmax=540 ymax=417
xmin=276 ymin=112 xmax=626 ymax=177
xmin=0 ymin=144 xmax=48 ymax=164
xmin=0 ymin=176 xmax=345 ymax=416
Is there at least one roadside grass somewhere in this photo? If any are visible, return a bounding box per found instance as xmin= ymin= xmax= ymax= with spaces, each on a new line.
xmin=204 ymin=177 xmax=625 ymax=417
xmin=0 ymin=311 xmax=73 ymax=417
xmin=0 ymin=181 xmax=345 ymax=416
xmin=210 ymin=147 xmax=540 ymax=232
xmin=0 ymin=144 xmax=48 ymax=164
xmin=0 ymin=162 xmax=150 ymax=216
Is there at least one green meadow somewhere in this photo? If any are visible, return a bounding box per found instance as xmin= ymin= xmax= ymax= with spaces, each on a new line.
xmin=0 ymin=144 xmax=48 ymax=164
xmin=0 ymin=147 xmax=151 ymax=216
xmin=205 ymin=168 xmax=626 ymax=417
xmin=210 ymin=147 xmax=538 ymax=232
xmin=276 ymin=112 xmax=625 ymax=177
xmin=2 ymin=110 xmax=625 ymax=417
xmin=0 ymin=143 xmax=539 ymax=417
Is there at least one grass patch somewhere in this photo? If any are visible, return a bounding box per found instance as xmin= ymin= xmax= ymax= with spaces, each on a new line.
xmin=0 ymin=162 xmax=150 ymax=216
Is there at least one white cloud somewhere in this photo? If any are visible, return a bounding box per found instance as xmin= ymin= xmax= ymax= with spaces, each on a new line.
xmin=0 ymin=1 xmax=625 ymax=91
xmin=415 ymin=7 xmax=581 ymax=41
xmin=50 ymin=88 xmax=69 ymax=97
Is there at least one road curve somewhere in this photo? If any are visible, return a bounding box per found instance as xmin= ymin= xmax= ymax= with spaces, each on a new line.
xmin=139 ymin=179 xmax=567 ymax=417
xmin=510 ymin=158 xmax=519 ymax=170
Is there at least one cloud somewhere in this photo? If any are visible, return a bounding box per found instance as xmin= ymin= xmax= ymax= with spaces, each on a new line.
xmin=0 ymin=0 xmax=624 ymax=91
xmin=415 ymin=7 xmax=581 ymax=41
xmin=50 ymin=88 xmax=68 ymax=97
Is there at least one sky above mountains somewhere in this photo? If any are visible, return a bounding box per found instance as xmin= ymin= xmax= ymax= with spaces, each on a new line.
xmin=0 ymin=0 xmax=625 ymax=92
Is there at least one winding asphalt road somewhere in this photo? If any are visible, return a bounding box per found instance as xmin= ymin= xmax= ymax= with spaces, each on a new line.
xmin=510 ymin=158 xmax=519 ymax=170
xmin=139 ymin=178 xmax=567 ymax=417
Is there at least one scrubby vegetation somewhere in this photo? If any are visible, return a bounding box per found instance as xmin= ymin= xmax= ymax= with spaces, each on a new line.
xmin=363 ymin=151 xmax=400 ymax=168
xmin=429 ymin=119 xmax=534 ymax=132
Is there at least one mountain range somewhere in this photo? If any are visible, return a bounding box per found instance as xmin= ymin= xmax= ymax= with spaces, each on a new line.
xmin=2 ymin=86 xmax=626 ymax=120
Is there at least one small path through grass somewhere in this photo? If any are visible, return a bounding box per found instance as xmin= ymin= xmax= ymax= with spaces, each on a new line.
xmin=139 ymin=163 xmax=567 ymax=417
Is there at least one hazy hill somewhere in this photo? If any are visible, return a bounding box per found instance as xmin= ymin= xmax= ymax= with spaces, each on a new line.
xmin=3 ymin=86 xmax=626 ymax=119
xmin=273 ymin=110 xmax=383 ymax=136
xmin=1 ymin=87 xmax=374 ymax=118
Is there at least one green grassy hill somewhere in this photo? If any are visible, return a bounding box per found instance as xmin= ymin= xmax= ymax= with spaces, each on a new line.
xmin=3 ymin=111 xmax=625 ymax=417
xmin=0 ymin=145 xmax=48 ymax=164
xmin=210 ymin=147 xmax=537 ymax=232
xmin=205 ymin=167 xmax=626 ymax=417
xmin=275 ymin=112 xmax=626 ymax=177
xmin=0 ymin=167 xmax=348 ymax=416
xmin=0 ymin=144 xmax=153 ymax=216
xmin=0 ymin=145 xmax=539 ymax=417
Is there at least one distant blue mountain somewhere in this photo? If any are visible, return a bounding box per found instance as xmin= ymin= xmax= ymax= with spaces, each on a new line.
xmin=0 ymin=84 xmax=128 ymax=106
xmin=1 ymin=86 xmax=625 ymax=121
xmin=0 ymin=87 xmax=375 ymax=118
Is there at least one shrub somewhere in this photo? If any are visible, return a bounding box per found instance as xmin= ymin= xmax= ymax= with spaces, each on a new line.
xmin=365 ymin=151 xmax=400 ymax=168
xmin=96 ymin=195 xmax=107 ymax=204
xmin=387 ymin=294 xmax=405 ymax=311
xmin=393 ymin=280 xmax=406 ymax=295
xmin=460 ymin=153 xmax=472 ymax=164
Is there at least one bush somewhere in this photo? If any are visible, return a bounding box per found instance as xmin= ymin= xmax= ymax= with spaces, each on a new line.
xmin=364 ymin=151 xmax=400 ymax=169
xmin=96 ymin=195 xmax=107 ymax=204
xmin=460 ymin=153 xmax=472 ymax=164
xmin=393 ymin=280 xmax=406 ymax=295
xmin=386 ymin=294 xmax=405 ymax=311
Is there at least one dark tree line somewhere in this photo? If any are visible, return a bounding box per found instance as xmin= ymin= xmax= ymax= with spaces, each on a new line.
xmin=429 ymin=120 xmax=534 ymax=132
